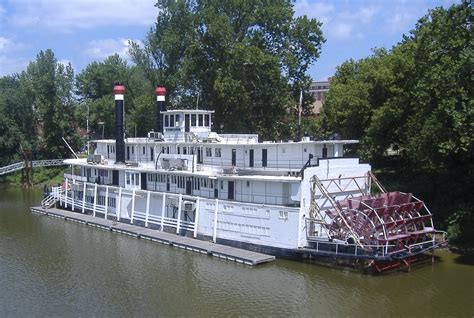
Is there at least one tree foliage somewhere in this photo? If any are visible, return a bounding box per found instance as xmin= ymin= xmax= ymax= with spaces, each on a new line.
xmin=130 ymin=0 xmax=324 ymax=139
xmin=0 ymin=49 xmax=79 ymax=163
xmin=321 ymin=3 xmax=473 ymax=244
xmin=322 ymin=3 xmax=473 ymax=168
xmin=23 ymin=50 xmax=79 ymax=158
xmin=0 ymin=75 xmax=37 ymax=165
xmin=75 ymin=54 xmax=154 ymax=138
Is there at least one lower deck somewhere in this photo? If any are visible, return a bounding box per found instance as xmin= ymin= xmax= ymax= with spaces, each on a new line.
xmin=30 ymin=206 xmax=275 ymax=266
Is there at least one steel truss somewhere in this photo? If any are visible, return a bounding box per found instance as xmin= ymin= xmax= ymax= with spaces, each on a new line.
xmin=0 ymin=159 xmax=66 ymax=176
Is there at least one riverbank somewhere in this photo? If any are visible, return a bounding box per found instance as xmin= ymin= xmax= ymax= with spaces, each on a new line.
xmin=0 ymin=166 xmax=65 ymax=187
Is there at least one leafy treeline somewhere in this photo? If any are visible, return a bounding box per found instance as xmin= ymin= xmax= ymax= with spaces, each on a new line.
xmin=0 ymin=0 xmax=322 ymax=167
xmin=0 ymin=50 xmax=78 ymax=165
xmin=129 ymin=0 xmax=323 ymax=139
xmin=321 ymin=3 xmax=473 ymax=244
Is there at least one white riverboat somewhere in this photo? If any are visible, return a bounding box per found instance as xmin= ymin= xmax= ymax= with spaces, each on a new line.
xmin=51 ymin=84 xmax=446 ymax=272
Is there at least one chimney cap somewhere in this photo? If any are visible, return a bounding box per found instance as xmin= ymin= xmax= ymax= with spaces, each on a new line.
xmin=113 ymin=83 xmax=125 ymax=95
xmin=155 ymin=86 xmax=166 ymax=96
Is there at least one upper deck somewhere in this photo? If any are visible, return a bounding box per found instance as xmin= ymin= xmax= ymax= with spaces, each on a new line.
xmin=89 ymin=107 xmax=358 ymax=174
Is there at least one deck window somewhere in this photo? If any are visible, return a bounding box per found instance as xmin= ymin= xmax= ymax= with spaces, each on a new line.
xmin=215 ymin=148 xmax=221 ymax=157
xmin=198 ymin=114 xmax=203 ymax=126
xmin=191 ymin=114 xmax=196 ymax=126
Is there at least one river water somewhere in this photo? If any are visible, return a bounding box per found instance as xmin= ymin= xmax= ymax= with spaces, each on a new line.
xmin=0 ymin=186 xmax=472 ymax=317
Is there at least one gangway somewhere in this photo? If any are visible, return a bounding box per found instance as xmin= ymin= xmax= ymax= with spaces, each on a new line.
xmin=0 ymin=159 xmax=67 ymax=176
xmin=41 ymin=186 xmax=64 ymax=208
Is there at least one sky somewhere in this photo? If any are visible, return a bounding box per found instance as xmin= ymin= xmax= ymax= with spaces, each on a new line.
xmin=0 ymin=0 xmax=459 ymax=81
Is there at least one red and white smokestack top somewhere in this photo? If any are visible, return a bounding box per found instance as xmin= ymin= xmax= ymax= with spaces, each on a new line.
xmin=113 ymin=84 xmax=125 ymax=100
xmin=155 ymin=86 xmax=166 ymax=102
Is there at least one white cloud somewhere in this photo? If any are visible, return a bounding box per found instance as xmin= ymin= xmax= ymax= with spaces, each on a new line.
xmin=0 ymin=36 xmax=31 ymax=75
xmin=331 ymin=23 xmax=353 ymax=39
xmin=294 ymin=0 xmax=335 ymax=25
xmin=0 ymin=55 xmax=29 ymax=76
xmin=83 ymin=38 xmax=138 ymax=60
xmin=0 ymin=4 xmax=6 ymax=20
xmin=7 ymin=0 xmax=157 ymax=30
xmin=0 ymin=37 xmax=11 ymax=51
xmin=58 ymin=59 xmax=74 ymax=70
xmin=357 ymin=7 xmax=378 ymax=24
xmin=294 ymin=1 xmax=378 ymax=40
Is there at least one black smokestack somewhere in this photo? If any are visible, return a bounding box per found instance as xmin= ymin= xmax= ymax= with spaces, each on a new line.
xmin=155 ymin=86 xmax=166 ymax=133
xmin=114 ymin=83 xmax=125 ymax=163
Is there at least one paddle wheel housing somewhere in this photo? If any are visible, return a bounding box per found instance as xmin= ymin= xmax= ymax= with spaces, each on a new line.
xmin=306 ymin=171 xmax=446 ymax=271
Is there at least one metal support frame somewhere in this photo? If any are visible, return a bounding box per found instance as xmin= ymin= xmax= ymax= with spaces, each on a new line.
xmin=176 ymin=194 xmax=182 ymax=234
xmin=72 ymin=180 xmax=75 ymax=211
xmin=130 ymin=188 xmax=136 ymax=224
xmin=160 ymin=194 xmax=166 ymax=231
xmin=308 ymin=172 xmax=440 ymax=259
xmin=93 ymin=183 xmax=98 ymax=217
xmin=104 ymin=186 xmax=109 ymax=219
xmin=82 ymin=182 xmax=86 ymax=213
xmin=117 ymin=187 xmax=122 ymax=221
xmin=65 ymin=178 xmax=69 ymax=209
xmin=194 ymin=198 xmax=200 ymax=238
xmin=213 ymin=199 xmax=219 ymax=243
xmin=145 ymin=191 xmax=150 ymax=227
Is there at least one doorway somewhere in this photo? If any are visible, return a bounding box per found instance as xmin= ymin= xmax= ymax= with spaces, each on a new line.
xmin=227 ymin=181 xmax=234 ymax=200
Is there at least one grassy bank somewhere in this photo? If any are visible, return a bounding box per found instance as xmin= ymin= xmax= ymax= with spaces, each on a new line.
xmin=0 ymin=167 xmax=66 ymax=187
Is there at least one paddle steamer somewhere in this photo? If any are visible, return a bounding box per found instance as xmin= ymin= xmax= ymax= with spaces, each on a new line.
xmin=50 ymin=84 xmax=446 ymax=272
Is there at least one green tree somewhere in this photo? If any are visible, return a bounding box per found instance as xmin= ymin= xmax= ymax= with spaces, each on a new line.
xmin=23 ymin=49 xmax=78 ymax=158
xmin=75 ymin=54 xmax=153 ymax=139
xmin=322 ymin=3 xmax=473 ymax=166
xmin=321 ymin=3 xmax=473 ymax=244
xmin=0 ymin=75 xmax=37 ymax=165
xmin=130 ymin=0 xmax=324 ymax=139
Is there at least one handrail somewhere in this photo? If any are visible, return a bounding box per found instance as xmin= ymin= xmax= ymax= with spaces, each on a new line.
xmin=0 ymin=159 xmax=67 ymax=176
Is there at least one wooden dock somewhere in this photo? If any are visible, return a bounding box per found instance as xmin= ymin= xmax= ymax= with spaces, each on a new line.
xmin=30 ymin=206 xmax=275 ymax=266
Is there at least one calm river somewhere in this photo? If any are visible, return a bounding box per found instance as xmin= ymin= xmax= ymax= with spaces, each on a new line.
xmin=0 ymin=186 xmax=472 ymax=317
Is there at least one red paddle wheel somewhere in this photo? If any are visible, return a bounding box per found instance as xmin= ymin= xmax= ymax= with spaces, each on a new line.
xmin=308 ymin=172 xmax=446 ymax=272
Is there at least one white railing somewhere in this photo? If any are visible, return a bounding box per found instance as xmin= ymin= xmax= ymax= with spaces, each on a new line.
xmin=32 ymin=159 xmax=65 ymax=168
xmin=0 ymin=162 xmax=25 ymax=175
xmin=41 ymin=186 xmax=64 ymax=208
xmin=56 ymin=181 xmax=197 ymax=235
xmin=306 ymin=238 xmax=396 ymax=258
